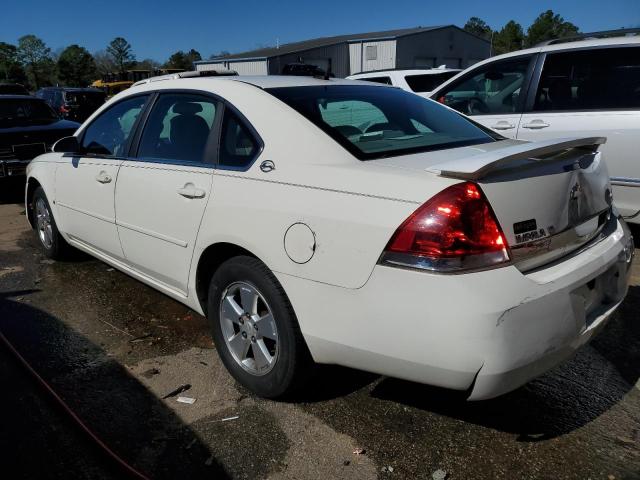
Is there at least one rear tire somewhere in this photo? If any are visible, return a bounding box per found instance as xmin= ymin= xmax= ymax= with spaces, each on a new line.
xmin=208 ymin=255 xmax=312 ymax=398
xmin=32 ymin=186 xmax=69 ymax=260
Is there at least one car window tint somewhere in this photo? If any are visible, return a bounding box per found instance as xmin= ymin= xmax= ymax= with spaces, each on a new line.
xmin=268 ymin=85 xmax=496 ymax=160
xmin=219 ymin=110 xmax=259 ymax=169
xmin=81 ymin=95 xmax=147 ymax=156
xmin=319 ymin=99 xmax=388 ymax=134
xmin=359 ymin=76 xmax=393 ymax=85
xmin=533 ymin=47 xmax=640 ymax=111
xmin=435 ymin=57 xmax=531 ymax=115
xmin=405 ymin=72 xmax=458 ymax=92
xmin=138 ymin=93 xmax=217 ymax=163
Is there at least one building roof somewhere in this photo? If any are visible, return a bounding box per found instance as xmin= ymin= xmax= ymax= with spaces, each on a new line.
xmin=199 ymin=25 xmax=477 ymax=62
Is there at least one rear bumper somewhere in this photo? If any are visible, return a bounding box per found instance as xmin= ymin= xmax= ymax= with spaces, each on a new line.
xmin=277 ymin=217 xmax=634 ymax=400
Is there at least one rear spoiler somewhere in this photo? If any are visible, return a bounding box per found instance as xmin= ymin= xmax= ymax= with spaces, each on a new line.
xmin=426 ymin=137 xmax=606 ymax=180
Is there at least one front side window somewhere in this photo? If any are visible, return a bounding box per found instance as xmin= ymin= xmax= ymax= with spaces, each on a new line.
xmin=81 ymin=95 xmax=148 ymax=156
xmin=405 ymin=72 xmax=459 ymax=93
xmin=219 ymin=110 xmax=260 ymax=169
xmin=137 ymin=93 xmax=218 ymax=163
xmin=533 ymin=47 xmax=640 ymax=111
xmin=435 ymin=57 xmax=532 ymax=115
xmin=268 ymin=85 xmax=497 ymax=160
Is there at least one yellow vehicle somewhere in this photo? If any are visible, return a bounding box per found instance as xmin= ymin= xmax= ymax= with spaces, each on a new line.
xmin=91 ymin=69 xmax=186 ymax=97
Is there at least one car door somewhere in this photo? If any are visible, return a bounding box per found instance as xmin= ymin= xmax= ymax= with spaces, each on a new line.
xmin=114 ymin=92 xmax=220 ymax=295
xmin=432 ymin=55 xmax=536 ymax=138
xmin=55 ymin=94 xmax=149 ymax=258
xmin=517 ymin=45 xmax=640 ymax=219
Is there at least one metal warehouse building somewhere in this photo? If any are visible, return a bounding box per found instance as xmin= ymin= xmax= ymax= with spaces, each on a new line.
xmin=195 ymin=25 xmax=490 ymax=77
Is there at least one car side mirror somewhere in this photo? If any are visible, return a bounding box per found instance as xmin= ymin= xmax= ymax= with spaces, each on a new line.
xmin=53 ymin=136 xmax=80 ymax=154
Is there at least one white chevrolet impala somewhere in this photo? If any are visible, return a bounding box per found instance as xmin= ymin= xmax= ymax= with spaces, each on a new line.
xmin=25 ymin=73 xmax=634 ymax=400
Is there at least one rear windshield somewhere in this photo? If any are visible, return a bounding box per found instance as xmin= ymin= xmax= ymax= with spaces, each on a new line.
xmin=405 ymin=72 xmax=459 ymax=92
xmin=0 ymin=98 xmax=57 ymax=125
xmin=267 ymin=85 xmax=496 ymax=160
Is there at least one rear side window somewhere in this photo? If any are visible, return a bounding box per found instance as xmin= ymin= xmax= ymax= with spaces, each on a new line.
xmin=358 ymin=76 xmax=392 ymax=85
xmin=268 ymin=85 xmax=496 ymax=160
xmin=533 ymin=47 xmax=640 ymax=111
xmin=219 ymin=110 xmax=260 ymax=169
xmin=405 ymin=72 xmax=458 ymax=93
xmin=435 ymin=56 xmax=532 ymax=115
xmin=81 ymin=95 xmax=148 ymax=156
xmin=137 ymin=93 xmax=218 ymax=163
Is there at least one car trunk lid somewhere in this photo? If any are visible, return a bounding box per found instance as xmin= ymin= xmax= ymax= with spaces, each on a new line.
xmin=379 ymin=137 xmax=614 ymax=272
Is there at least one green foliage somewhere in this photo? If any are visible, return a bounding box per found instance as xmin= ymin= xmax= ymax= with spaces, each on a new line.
xmin=464 ymin=10 xmax=580 ymax=55
xmin=464 ymin=17 xmax=493 ymax=41
xmin=57 ymin=45 xmax=96 ymax=87
xmin=0 ymin=42 xmax=27 ymax=84
xmin=165 ymin=49 xmax=202 ymax=70
xmin=525 ymin=10 xmax=579 ymax=47
xmin=17 ymin=35 xmax=54 ymax=89
xmin=106 ymin=37 xmax=135 ymax=73
xmin=493 ymin=21 xmax=525 ymax=55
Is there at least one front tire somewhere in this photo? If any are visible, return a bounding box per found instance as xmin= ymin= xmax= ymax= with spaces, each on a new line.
xmin=208 ymin=256 xmax=312 ymax=398
xmin=32 ymin=186 xmax=69 ymax=259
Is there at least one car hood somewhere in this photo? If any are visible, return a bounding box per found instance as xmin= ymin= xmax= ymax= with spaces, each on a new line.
xmin=0 ymin=118 xmax=80 ymax=134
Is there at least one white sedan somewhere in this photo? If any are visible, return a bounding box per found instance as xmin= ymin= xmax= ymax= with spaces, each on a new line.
xmin=25 ymin=73 xmax=634 ymax=400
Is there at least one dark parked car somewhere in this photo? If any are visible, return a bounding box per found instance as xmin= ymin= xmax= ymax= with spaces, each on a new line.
xmin=0 ymin=83 xmax=30 ymax=95
xmin=0 ymin=95 xmax=79 ymax=178
xmin=36 ymin=87 xmax=106 ymax=122
xmin=281 ymin=63 xmax=332 ymax=77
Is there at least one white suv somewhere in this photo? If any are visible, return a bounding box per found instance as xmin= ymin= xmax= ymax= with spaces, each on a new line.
xmin=347 ymin=66 xmax=461 ymax=97
xmin=431 ymin=33 xmax=640 ymax=223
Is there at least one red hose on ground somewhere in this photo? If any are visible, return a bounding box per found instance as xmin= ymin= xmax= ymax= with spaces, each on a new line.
xmin=0 ymin=330 xmax=150 ymax=480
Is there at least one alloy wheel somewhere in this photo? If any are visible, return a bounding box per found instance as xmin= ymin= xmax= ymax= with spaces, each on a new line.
xmin=219 ymin=281 xmax=279 ymax=375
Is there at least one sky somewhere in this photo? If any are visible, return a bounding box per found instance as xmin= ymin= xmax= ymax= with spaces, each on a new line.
xmin=2 ymin=0 xmax=639 ymax=61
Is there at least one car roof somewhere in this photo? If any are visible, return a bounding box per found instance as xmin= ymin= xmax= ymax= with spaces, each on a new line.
xmin=484 ymin=35 xmax=640 ymax=63
xmin=228 ymin=75 xmax=380 ymax=88
xmin=0 ymin=95 xmax=42 ymax=100
xmin=349 ymin=68 xmax=461 ymax=77
xmin=39 ymin=87 xmax=104 ymax=92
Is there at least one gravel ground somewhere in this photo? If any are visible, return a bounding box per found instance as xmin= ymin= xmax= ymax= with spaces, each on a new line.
xmin=1 ymin=177 xmax=639 ymax=479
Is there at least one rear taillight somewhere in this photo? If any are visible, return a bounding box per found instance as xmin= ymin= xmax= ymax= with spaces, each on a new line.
xmin=380 ymin=182 xmax=510 ymax=272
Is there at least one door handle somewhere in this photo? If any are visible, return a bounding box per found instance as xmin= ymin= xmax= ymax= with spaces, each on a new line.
xmin=490 ymin=121 xmax=515 ymax=130
xmin=95 ymin=171 xmax=112 ymax=184
xmin=521 ymin=120 xmax=550 ymax=129
xmin=177 ymin=183 xmax=206 ymax=199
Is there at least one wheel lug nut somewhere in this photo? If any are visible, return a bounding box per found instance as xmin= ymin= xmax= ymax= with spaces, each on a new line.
xmin=251 ymin=336 xmax=256 ymax=343
xmin=242 ymin=332 xmax=247 ymax=339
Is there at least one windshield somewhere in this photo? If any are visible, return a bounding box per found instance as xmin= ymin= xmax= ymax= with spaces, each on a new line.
xmin=267 ymin=85 xmax=496 ymax=160
xmin=0 ymin=98 xmax=58 ymax=125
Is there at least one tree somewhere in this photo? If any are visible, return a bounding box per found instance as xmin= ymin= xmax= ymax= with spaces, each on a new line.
xmin=464 ymin=17 xmax=493 ymax=41
xmin=525 ymin=10 xmax=579 ymax=47
xmin=493 ymin=21 xmax=525 ymax=55
xmin=135 ymin=58 xmax=160 ymax=71
xmin=0 ymin=42 xmax=27 ymax=84
xmin=93 ymin=50 xmax=117 ymax=76
xmin=57 ymin=45 xmax=96 ymax=87
xmin=106 ymin=37 xmax=135 ymax=73
xmin=164 ymin=49 xmax=202 ymax=70
xmin=17 ymin=34 xmax=54 ymax=88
